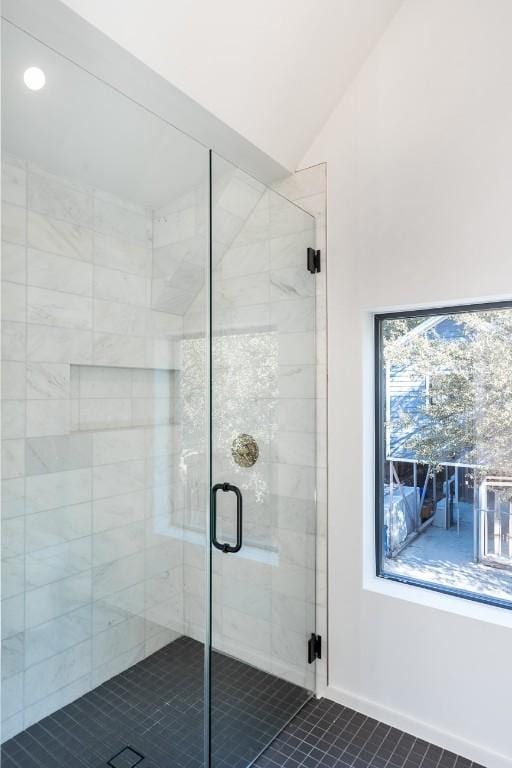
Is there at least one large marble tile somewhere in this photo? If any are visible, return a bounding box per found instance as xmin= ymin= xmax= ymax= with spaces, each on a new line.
xmin=1 ymin=517 xmax=24 ymax=558
xmin=2 ymin=281 xmax=26 ymax=323
xmin=92 ymin=614 xmax=145 ymax=669
xmin=26 ymin=399 xmax=70 ymax=437
xmin=1 ymin=479 xmax=25 ymax=519
xmin=25 ymin=538 xmax=91 ymax=589
xmin=278 ymin=331 xmax=315 ymax=366
xmin=94 ymin=197 xmax=151 ymax=244
xmin=2 ymin=162 xmax=26 ymax=206
xmin=270 ymin=266 xmax=315 ymax=301
xmin=25 ymin=503 xmax=91 ymax=552
xmin=23 ymin=673 xmax=91 ymax=730
xmin=26 ymin=362 xmax=70 ymax=399
xmin=28 ymin=171 xmax=93 ymax=228
xmin=25 ymin=570 xmax=92 ymax=629
xmin=25 ymin=468 xmax=92 ymax=513
xmin=2 ymin=203 xmax=26 ymax=245
xmin=92 ymin=490 xmax=147 ymax=533
xmin=1 ymin=595 xmax=24 ymax=639
xmin=1 ymin=557 xmax=24 ymax=600
xmin=92 ymin=583 xmax=144 ymax=635
xmin=2 ymin=439 xmax=25 ymax=479
xmin=27 ymin=249 xmax=93 ymax=296
xmin=92 ymin=460 xmax=145 ymax=500
xmin=27 ymin=286 xmax=92 ymax=330
xmin=78 ymin=397 xmax=132 ymax=431
xmin=93 ymin=332 xmax=145 ymax=368
xmin=1 ymin=362 xmax=26 ymax=400
xmin=93 ymin=264 xmax=149 ymax=307
xmin=1 ymin=631 xmax=24 ymax=678
xmin=92 ymin=428 xmax=145 ymax=466
xmin=93 ymin=298 xmax=146 ymax=335
xmin=24 ymin=640 xmax=92 ymax=706
xmin=1 ymin=673 xmax=23 ymax=720
xmin=27 ymin=325 xmax=93 ymax=364
xmin=24 ymin=605 xmax=91 ymax=668
xmin=2 ymin=242 xmax=26 ymax=285
xmin=2 ymin=322 xmax=27 ymax=362
xmin=92 ymin=551 xmax=144 ymax=600
xmin=28 ymin=211 xmax=93 ymax=261
xmin=94 ymin=232 xmax=152 ymax=277
xmin=92 ymin=520 xmax=145 ymax=568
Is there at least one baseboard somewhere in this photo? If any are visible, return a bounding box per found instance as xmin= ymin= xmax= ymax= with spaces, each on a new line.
xmin=319 ymin=684 xmax=511 ymax=768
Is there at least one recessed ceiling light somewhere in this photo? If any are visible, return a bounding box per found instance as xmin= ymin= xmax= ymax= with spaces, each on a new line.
xmin=23 ymin=67 xmax=46 ymax=91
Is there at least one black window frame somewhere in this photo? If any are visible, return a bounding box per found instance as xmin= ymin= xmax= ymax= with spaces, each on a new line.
xmin=374 ymin=300 xmax=512 ymax=611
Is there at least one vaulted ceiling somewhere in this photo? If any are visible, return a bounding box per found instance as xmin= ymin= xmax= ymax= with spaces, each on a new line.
xmin=60 ymin=0 xmax=403 ymax=170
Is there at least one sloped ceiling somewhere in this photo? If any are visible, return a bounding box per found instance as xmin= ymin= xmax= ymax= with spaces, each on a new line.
xmin=60 ymin=0 xmax=403 ymax=171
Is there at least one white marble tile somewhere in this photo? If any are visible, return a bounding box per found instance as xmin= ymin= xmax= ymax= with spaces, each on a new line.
xmin=1 ymin=558 xmax=24 ymax=600
xmin=26 ymin=433 xmax=92 ymax=475
xmin=28 ymin=171 xmax=93 ymax=228
xmin=2 ymin=162 xmax=26 ymax=206
xmin=271 ymin=463 xmax=316 ymax=501
xmin=25 ymin=538 xmax=91 ymax=589
xmin=25 ymin=503 xmax=91 ymax=552
xmin=23 ymin=674 xmax=91 ymax=730
xmin=27 ymin=286 xmax=92 ymax=330
xmin=77 ymin=364 xmax=132 ymax=398
xmin=92 ymin=615 xmax=145 ymax=669
xmin=214 ymin=272 xmax=269 ymax=308
xmin=94 ymin=197 xmax=151 ymax=244
xmin=93 ymin=265 xmax=149 ymax=307
xmin=277 ymin=365 xmax=316 ymax=398
xmin=92 ymin=520 xmax=145 ymax=567
xmin=26 ymin=399 xmax=70 ymax=437
xmin=2 ymin=322 xmax=26 ymax=362
xmin=93 ymin=298 xmax=146 ymax=335
xmin=1 ymin=673 xmax=23 ymax=720
xmin=270 ymin=267 xmax=315 ymax=301
xmin=27 ymin=325 xmax=93 ymax=364
xmin=1 ymin=362 xmax=26 ymax=400
xmin=269 ymin=194 xmax=310 ymax=238
xmin=1 ymin=517 xmax=24 ymax=557
xmin=216 ymin=173 xmax=264 ymax=220
xmin=25 ymin=468 xmax=92 ymax=513
xmin=93 ymin=490 xmax=147 ymax=533
xmin=2 ymin=281 xmax=26 ymax=323
xmin=1 ymin=401 xmax=25 ymax=439
xmin=153 ymin=206 xmax=196 ymax=248
xmin=2 ymin=439 xmax=25 ymax=479
xmin=26 ymin=362 xmax=70 ymax=399
xmin=271 ymin=297 xmax=315 ymax=333
xmin=221 ymin=241 xmax=270 ymax=279
xmin=278 ymin=331 xmax=315 ymax=366
xmin=92 ymin=643 xmax=145 ymax=689
xmin=24 ymin=640 xmax=92 ymax=706
xmin=27 ymin=249 xmax=93 ymax=296
xmin=78 ymin=398 xmax=131 ymax=431
xmin=2 ymin=204 xmax=26 ymax=245
xmin=1 ymin=595 xmax=24 ymax=639
xmin=92 ymin=551 xmax=144 ymax=600
xmin=275 ymin=399 xmax=315 ymax=433
xmin=93 ymin=333 xmax=145 ymax=368
xmin=1 ymin=712 xmax=24 ymax=742
xmin=1 ymin=478 xmax=25 ymax=519
xmin=270 ymin=431 xmax=316 ymax=467
xmin=2 ymin=242 xmax=26 ymax=284
xmin=132 ymin=398 xmax=172 ymax=427
xmin=25 ymin=571 xmax=91 ymax=629
xmin=92 ymin=460 xmax=145 ymax=500
xmin=94 ymin=232 xmax=152 ymax=277
xmin=24 ymin=605 xmax=91 ymax=668
xmin=2 ymin=631 xmax=24 ymax=677
xmin=220 ymin=607 xmax=271 ymax=654
xmin=93 ymin=429 xmax=145 ymax=466
xmin=92 ymin=583 xmax=144 ymax=635
xmin=28 ymin=211 xmax=93 ymax=261
xmin=146 ymin=309 xmax=183 ymax=338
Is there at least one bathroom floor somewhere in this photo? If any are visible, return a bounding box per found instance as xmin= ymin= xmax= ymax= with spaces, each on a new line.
xmin=254 ymin=697 xmax=485 ymax=768
xmin=0 ymin=636 xmax=484 ymax=768
xmin=0 ymin=636 xmax=309 ymax=768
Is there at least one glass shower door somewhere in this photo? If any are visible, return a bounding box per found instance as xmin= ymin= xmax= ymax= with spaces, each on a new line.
xmin=209 ymin=154 xmax=318 ymax=767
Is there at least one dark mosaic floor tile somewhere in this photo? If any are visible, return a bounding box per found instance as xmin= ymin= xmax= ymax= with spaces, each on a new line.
xmin=1 ymin=636 xmax=309 ymax=768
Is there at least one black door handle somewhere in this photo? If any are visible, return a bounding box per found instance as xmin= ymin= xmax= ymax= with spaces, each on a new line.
xmin=211 ymin=483 xmax=242 ymax=553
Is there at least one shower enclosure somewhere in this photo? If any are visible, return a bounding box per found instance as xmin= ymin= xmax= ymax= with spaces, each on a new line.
xmin=1 ymin=15 xmax=319 ymax=768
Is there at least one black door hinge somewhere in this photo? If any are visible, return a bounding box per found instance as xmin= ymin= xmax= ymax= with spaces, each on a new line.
xmin=307 ymin=633 xmax=322 ymax=663
xmin=307 ymin=247 xmax=321 ymax=274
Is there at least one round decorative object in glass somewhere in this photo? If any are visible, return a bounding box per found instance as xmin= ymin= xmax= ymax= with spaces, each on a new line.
xmin=231 ymin=433 xmax=259 ymax=467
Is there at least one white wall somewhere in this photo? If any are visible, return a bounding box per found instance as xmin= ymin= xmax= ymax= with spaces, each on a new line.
xmin=301 ymin=1 xmax=512 ymax=766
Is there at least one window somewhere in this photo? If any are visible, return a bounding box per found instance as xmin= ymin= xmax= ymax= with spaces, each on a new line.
xmin=375 ymin=302 xmax=512 ymax=608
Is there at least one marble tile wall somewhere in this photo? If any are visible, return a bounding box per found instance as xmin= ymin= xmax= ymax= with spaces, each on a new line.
xmin=181 ymin=158 xmax=322 ymax=691
xmin=1 ymin=155 xmax=200 ymax=740
xmin=272 ymin=163 xmax=328 ymax=693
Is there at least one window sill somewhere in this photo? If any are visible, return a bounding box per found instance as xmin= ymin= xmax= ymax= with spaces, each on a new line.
xmin=363 ymin=572 xmax=512 ymax=629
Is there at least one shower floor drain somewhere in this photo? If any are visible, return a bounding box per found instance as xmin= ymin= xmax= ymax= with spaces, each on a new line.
xmin=107 ymin=746 xmax=145 ymax=768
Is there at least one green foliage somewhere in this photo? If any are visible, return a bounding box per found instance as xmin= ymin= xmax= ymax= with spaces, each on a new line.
xmin=384 ymin=310 xmax=512 ymax=477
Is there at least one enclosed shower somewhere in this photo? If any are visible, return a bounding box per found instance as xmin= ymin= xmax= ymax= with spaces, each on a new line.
xmin=1 ymin=11 xmax=322 ymax=768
